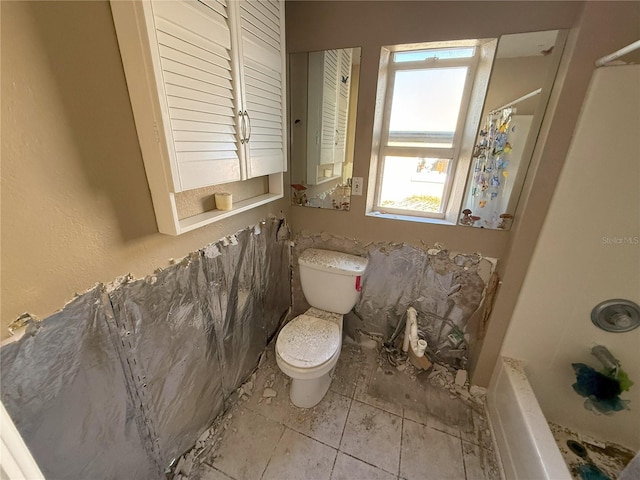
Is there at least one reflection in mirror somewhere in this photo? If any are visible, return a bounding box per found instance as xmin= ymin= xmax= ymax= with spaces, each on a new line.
xmin=459 ymin=30 xmax=565 ymax=229
xmin=289 ymin=48 xmax=361 ymax=210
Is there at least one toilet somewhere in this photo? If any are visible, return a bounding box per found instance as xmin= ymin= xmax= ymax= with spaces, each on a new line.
xmin=276 ymin=248 xmax=368 ymax=408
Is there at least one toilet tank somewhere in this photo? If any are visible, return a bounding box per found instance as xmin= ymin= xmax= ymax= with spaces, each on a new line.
xmin=298 ymin=249 xmax=368 ymax=314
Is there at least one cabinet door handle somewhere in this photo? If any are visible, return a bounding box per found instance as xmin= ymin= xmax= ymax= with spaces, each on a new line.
xmin=239 ymin=110 xmax=246 ymax=144
xmin=244 ymin=110 xmax=251 ymax=142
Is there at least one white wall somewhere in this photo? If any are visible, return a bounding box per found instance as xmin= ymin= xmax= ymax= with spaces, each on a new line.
xmin=501 ymin=65 xmax=640 ymax=450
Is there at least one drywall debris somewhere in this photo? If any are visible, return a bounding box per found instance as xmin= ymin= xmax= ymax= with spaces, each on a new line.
xmin=197 ymin=429 xmax=211 ymax=444
xmin=454 ymin=385 xmax=472 ymax=401
xmin=262 ymin=388 xmax=277 ymax=398
xmin=174 ymin=456 xmax=185 ymax=476
xmin=203 ymin=243 xmax=221 ymax=259
xmin=6 ymin=312 xmax=37 ymax=338
xmin=238 ymin=373 xmax=256 ymax=398
xmin=455 ymin=369 xmax=468 ymax=386
xmin=469 ymin=385 xmax=486 ymax=398
xmin=105 ymin=274 xmax=135 ymax=293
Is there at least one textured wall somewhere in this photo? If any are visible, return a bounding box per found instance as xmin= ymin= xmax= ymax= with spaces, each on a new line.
xmin=285 ymin=0 xmax=585 ymax=258
xmin=0 ymin=1 xmax=289 ymax=339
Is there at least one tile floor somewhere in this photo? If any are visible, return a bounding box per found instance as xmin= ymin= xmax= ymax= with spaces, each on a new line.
xmin=190 ymin=343 xmax=501 ymax=480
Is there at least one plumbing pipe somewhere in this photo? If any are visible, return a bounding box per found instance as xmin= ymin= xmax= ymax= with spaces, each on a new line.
xmin=591 ymin=345 xmax=619 ymax=372
xmin=403 ymin=307 xmax=416 ymax=352
xmin=403 ymin=307 xmax=426 ymax=356
xmin=416 ymin=339 xmax=427 ymax=358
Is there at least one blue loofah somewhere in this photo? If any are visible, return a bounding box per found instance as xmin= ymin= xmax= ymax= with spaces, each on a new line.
xmin=577 ymin=463 xmax=611 ymax=480
xmin=572 ymin=363 xmax=628 ymax=414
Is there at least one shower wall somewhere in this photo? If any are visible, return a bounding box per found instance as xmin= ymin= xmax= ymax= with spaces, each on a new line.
xmin=292 ymin=233 xmax=497 ymax=369
xmin=501 ymin=65 xmax=640 ymax=450
xmin=0 ymin=219 xmax=291 ymax=479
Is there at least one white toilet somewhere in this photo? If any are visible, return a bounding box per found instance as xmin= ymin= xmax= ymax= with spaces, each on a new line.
xmin=276 ymin=248 xmax=368 ymax=408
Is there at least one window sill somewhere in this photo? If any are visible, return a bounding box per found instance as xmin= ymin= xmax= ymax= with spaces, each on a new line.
xmin=366 ymin=211 xmax=456 ymax=226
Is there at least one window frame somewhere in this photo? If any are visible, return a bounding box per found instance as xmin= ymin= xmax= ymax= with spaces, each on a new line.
xmin=368 ymin=39 xmax=497 ymax=223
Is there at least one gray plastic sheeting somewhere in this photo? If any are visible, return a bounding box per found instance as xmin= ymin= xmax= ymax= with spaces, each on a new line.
xmin=1 ymin=218 xmax=291 ymax=479
xmin=292 ymin=234 xmax=495 ymax=369
xmin=202 ymin=223 xmax=290 ymax=397
xmin=0 ymin=287 xmax=161 ymax=479
xmin=108 ymin=253 xmax=226 ymax=469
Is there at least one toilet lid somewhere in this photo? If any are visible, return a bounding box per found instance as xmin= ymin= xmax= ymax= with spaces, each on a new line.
xmin=277 ymin=314 xmax=341 ymax=369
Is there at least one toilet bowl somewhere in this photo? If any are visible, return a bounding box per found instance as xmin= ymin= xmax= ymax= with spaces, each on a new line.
xmin=276 ymin=248 xmax=368 ymax=408
xmin=275 ymin=308 xmax=342 ymax=408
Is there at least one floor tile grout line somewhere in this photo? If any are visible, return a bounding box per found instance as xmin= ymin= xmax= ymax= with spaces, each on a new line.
xmin=337 ymin=400 xmax=403 ymax=477
xmin=336 ymin=450 xmax=401 ymax=477
xmin=336 ymin=394 xmax=354 ymax=452
xmin=330 ymin=357 xmax=357 ymax=478
xmin=258 ymin=423 xmax=288 ymax=480
xmin=351 ymin=397 xmax=403 ymax=419
xmin=281 ymin=422 xmax=342 ymax=451
xmin=402 ymin=415 xmax=464 ymax=441
xmin=202 ymin=462 xmax=239 ymax=480
xmin=460 ymin=436 xmax=469 ymax=480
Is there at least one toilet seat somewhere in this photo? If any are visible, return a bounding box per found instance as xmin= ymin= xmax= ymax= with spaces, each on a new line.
xmin=276 ymin=313 xmax=341 ymax=369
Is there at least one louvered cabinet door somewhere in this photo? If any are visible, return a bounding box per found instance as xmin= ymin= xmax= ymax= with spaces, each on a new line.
xmin=334 ymin=49 xmax=353 ymax=165
xmin=236 ymin=0 xmax=286 ymax=178
xmin=320 ymin=49 xmax=339 ymax=165
xmin=151 ymin=0 xmax=243 ymax=191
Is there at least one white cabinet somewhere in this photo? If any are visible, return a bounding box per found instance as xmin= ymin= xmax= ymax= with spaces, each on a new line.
xmin=306 ymin=49 xmax=353 ymax=184
xmin=334 ymin=48 xmax=353 ymax=166
xmin=111 ymin=0 xmax=286 ymax=235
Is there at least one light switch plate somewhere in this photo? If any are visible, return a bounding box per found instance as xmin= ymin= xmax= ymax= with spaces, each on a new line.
xmin=352 ymin=177 xmax=363 ymax=196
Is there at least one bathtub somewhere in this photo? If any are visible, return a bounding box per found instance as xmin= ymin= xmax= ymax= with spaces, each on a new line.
xmin=487 ymin=356 xmax=572 ymax=480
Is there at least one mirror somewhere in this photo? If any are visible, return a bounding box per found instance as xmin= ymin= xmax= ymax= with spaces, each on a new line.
xmin=289 ymin=48 xmax=361 ymax=210
xmin=459 ymin=30 xmax=565 ymax=229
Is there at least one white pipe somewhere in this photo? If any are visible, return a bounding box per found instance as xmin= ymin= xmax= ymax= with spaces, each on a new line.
xmin=595 ymin=39 xmax=640 ymax=67
xmin=403 ymin=307 xmax=425 ymax=356
xmin=402 ymin=308 xmax=417 ymax=352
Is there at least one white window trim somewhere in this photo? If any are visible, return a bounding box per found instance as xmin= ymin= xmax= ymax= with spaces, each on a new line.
xmin=367 ymin=39 xmax=497 ymax=224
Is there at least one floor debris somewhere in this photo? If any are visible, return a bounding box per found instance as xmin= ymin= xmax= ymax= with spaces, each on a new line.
xmin=262 ymin=387 xmax=277 ymax=398
xmin=455 ymin=369 xmax=468 ymax=386
xmin=169 ymin=341 xmax=496 ymax=480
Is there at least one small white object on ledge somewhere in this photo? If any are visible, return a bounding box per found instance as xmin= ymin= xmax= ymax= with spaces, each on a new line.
xmin=215 ymin=192 xmax=233 ymax=211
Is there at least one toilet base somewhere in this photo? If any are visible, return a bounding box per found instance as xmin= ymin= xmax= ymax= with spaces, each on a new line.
xmin=289 ymin=367 xmax=335 ymax=408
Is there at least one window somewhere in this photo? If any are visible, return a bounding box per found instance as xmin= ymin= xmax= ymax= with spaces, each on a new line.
xmin=370 ymin=40 xmax=496 ymax=222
